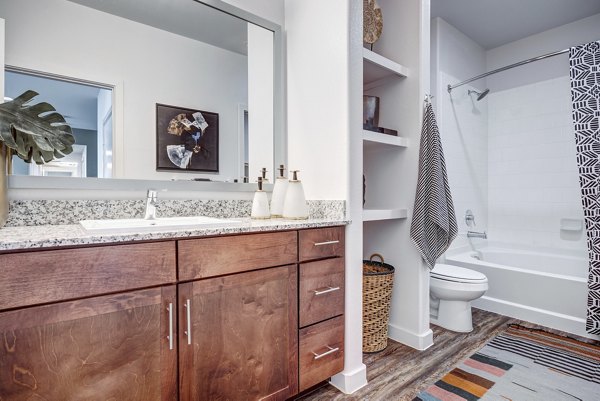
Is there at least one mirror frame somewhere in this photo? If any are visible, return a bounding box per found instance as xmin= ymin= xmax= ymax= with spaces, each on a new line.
xmin=7 ymin=0 xmax=285 ymax=193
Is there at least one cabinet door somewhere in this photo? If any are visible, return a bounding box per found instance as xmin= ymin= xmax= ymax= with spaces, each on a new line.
xmin=0 ymin=286 xmax=177 ymax=401
xmin=179 ymin=265 xmax=298 ymax=401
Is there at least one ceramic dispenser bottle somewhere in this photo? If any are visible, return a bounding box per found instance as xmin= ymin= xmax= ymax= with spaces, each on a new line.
xmin=251 ymin=177 xmax=270 ymax=219
xmin=282 ymin=170 xmax=308 ymax=220
xmin=270 ymin=164 xmax=288 ymax=218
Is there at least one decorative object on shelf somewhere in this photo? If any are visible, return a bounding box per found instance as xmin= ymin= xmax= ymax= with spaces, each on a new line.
xmin=251 ymin=176 xmax=270 ymax=219
xmin=363 ymin=95 xmax=380 ymax=129
xmin=363 ymin=0 xmax=383 ymax=49
xmin=270 ymin=164 xmax=288 ymax=218
xmin=282 ymin=170 xmax=308 ymax=220
xmin=362 ymin=253 xmax=394 ymax=353
xmin=0 ymin=90 xmax=75 ymax=228
xmin=363 ymin=95 xmax=398 ymax=136
xmin=156 ymin=103 xmax=219 ymax=172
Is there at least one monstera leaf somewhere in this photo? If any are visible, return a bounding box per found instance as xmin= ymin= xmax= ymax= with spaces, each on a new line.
xmin=0 ymin=90 xmax=75 ymax=164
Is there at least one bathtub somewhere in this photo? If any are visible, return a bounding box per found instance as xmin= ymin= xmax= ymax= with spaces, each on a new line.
xmin=445 ymin=244 xmax=598 ymax=339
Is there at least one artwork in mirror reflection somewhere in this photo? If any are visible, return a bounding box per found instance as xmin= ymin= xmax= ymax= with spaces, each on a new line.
xmin=0 ymin=0 xmax=276 ymax=183
xmin=156 ymin=104 xmax=219 ymax=173
xmin=5 ymin=70 xmax=113 ymax=178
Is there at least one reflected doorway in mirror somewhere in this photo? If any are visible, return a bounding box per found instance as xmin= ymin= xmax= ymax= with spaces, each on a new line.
xmin=156 ymin=104 xmax=219 ymax=173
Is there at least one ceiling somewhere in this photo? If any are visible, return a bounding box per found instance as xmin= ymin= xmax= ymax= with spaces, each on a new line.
xmin=68 ymin=0 xmax=250 ymax=55
xmin=431 ymin=0 xmax=600 ymax=49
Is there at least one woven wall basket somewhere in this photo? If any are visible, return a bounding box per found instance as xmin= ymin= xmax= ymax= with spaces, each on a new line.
xmin=363 ymin=253 xmax=395 ymax=353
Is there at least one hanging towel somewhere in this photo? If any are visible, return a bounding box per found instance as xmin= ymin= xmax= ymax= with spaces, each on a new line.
xmin=410 ymin=101 xmax=458 ymax=269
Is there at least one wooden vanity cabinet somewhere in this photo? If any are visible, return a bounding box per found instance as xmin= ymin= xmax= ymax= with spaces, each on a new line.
xmin=0 ymin=242 xmax=178 ymax=401
xmin=297 ymin=227 xmax=346 ymax=392
xmin=0 ymin=226 xmax=346 ymax=401
xmin=178 ymin=265 xmax=298 ymax=401
xmin=0 ymin=286 xmax=178 ymax=401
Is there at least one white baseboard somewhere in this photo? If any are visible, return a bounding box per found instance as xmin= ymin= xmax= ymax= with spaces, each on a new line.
xmin=329 ymin=363 xmax=368 ymax=394
xmin=474 ymin=296 xmax=600 ymax=341
xmin=388 ymin=323 xmax=434 ymax=350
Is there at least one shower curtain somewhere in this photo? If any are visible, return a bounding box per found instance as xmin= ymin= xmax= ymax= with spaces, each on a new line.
xmin=570 ymin=40 xmax=600 ymax=335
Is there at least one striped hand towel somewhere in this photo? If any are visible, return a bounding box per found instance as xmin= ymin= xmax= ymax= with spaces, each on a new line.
xmin=410 ymin=101 xmax=457 ymax=269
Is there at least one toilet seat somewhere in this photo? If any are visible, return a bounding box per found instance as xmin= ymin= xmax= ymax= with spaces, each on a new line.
xmin=431 ymin=263 xmax=487 ymax=284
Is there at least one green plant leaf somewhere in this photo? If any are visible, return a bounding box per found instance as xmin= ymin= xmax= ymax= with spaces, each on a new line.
xmin=0 ymin=90 xmax=75 ymax=164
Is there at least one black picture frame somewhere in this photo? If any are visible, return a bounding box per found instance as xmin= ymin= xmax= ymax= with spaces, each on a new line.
xmin=156 ymin=103 xmax=219 ymax=172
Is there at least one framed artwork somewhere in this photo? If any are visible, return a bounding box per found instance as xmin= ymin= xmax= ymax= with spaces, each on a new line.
xmin=156 ymin=103 xmax=219 ymax=172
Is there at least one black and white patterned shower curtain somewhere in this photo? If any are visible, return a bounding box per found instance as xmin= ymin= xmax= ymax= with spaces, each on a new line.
xmin=570 ymin=40 xmax=600 ymax=335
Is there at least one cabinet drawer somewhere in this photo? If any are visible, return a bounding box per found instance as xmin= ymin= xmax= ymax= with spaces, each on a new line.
xmin=299 ymin=227 xmax=344 ymax=261
xmin=178 ymin=231 xmax=297 ymax=280
xmin=299 ymin=316 xmax=344 ymax=391
xmin=0 ymin=241 xmax=176 ymax=311
xmin=299 ymin=258 xmax=344 ymax=327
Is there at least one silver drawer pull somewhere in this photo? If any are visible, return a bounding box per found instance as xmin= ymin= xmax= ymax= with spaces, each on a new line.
xmin=313 ymin=286 xmax=341 ymax=296
xmin=312 ymin=346 xmax=340 ymax=360
xmin=184 ymin=299 xmax=192 ymax=345
xmin=167 ymin=303 xmax=174 ymax=350
xmin=314 ymin=240 xmax=340 ymax=247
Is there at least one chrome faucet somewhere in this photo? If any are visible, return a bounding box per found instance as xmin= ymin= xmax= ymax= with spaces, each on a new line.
xmin=467 ymin=230 xmax=487 ymax=239
xmin=144 ymin=189 xmax=158 ymax=220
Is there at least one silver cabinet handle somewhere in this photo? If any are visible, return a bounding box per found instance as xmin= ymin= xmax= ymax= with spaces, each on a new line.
xmin=167 ymin=302 xmax=174 ymax=350
xmin=313 ymin=286 xmax=341 ymax=296
xmin=312 ymin=346 xmax=340 ymax=360
xmin=184 ymin=299 xmax=192 ymax=345
xmin=314 ymin=240 xmax=340 ymax=247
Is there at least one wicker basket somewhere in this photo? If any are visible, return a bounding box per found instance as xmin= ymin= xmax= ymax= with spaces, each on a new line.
xmin=363 ymin=253 xmax=395 ymax=353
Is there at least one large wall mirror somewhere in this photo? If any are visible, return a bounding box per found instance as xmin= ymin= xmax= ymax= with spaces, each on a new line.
xmin=0 ymin=0 xmax=284 ymax=191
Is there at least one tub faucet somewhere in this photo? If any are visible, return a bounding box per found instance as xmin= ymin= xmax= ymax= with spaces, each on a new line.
xmin=144 ymin=189 xmax=158 ymax=220
xmin=467 ymin=230 xmax=487 ymax=239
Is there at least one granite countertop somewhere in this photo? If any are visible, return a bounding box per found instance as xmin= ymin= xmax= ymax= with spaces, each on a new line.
xmin=0 ymin=218 xmax=349 ymax=251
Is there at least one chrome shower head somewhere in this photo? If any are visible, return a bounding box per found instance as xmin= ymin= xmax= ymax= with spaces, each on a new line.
xmin=468 ymin=88 xmax=490 ymax=101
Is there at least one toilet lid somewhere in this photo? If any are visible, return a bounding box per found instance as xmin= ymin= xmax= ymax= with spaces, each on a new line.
xmin=431 ymin=263 xmax=487 ymax=283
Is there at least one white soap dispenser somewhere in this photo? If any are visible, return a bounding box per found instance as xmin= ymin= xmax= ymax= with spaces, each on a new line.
xmin=251 ymin=176 xmax=271 ymax=219
xmin=282 ymin=170 xmax=308 ymax=220
xmin=270 ymin=164 xmax=288 ymax=218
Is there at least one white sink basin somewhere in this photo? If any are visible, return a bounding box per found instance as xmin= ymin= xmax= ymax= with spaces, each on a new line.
xmin=80 ymin=216 xmax=241 ymax=232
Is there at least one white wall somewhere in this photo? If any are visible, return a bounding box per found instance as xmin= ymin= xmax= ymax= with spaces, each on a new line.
xmin=487 ymin=77 xmax=584 ymax=249
xmin=433 ymin=14 xmax=600 ymax=253
xmin=0 ymin=0 xmax=248 ymax=182
xmin=285 ymin=0 xmax=348 ymax=200
xmin=222 ymin=0 xmax=285 ymax=26
xmin=486 ymin=13 xmax=600 ymax=92
xmin=431 ymin=18 xmax=488 ymax=250
xmin=484 ymin=13 xmax=600 ymax=250
xmin=247 ymin=24 xmax=274 ymax=182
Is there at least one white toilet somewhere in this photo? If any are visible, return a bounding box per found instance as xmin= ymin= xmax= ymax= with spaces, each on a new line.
xmin=429 ymin=263 xmax=488 ymax=333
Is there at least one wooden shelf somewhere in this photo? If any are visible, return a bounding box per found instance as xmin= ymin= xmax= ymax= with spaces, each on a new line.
xmin=363 ymin=48 xmax=409 ymax=88
xmin=363 ymin=208 xmax=408 ymax=222
xmin=363 ymin=130 xmax=409 ymax=149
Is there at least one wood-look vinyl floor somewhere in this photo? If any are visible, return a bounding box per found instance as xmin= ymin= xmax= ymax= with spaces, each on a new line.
xmin=295 ymin=308 xmax=515 ymax=401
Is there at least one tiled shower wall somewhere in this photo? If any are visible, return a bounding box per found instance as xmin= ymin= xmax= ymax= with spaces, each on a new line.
xmin=487 ymin=76 xmax=586 ymax=250
xmin=440 ymin=72 xmax=488 ymax=250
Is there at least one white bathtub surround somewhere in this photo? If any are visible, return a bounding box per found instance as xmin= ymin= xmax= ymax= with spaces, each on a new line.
xmin=4 ymin=199 xmax=345 ymax=227
xmin=431 ymin=18 xmax=489 ymax=252
xmin=487 ymin=76 xmax=584 ymax=250
xmin=445 ymin=242 xmax=598 ymax=340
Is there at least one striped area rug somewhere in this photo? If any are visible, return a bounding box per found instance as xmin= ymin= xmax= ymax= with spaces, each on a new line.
xmin=414 ymin=325 xmax=600 ymax=400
